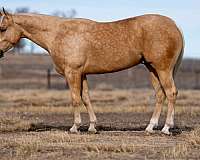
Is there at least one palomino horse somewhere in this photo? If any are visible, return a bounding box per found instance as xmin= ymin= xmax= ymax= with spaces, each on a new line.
xmin=0 ymin=8 xmax=184 ymax=135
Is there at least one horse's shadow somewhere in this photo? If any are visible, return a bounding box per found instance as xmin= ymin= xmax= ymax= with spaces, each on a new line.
xmin=28 ymin=123 xmax=193 ymax=136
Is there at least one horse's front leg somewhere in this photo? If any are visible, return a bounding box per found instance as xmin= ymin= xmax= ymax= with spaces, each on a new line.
xmin=65 ymin=68 xmax=82 ymax=133
xmin=82 ymin=75 xmax=97 ymax=133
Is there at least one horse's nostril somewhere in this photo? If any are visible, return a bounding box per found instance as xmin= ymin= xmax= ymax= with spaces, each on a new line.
xmin=0 ymin=50 xmax=4 ymax=58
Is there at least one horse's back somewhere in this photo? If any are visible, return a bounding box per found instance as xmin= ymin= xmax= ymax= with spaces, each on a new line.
xmin=57 ymin=15 xmax=183 ymax=74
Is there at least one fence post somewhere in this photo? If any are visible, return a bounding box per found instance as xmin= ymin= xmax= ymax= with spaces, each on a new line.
xmin=195 ymin=70 xmax=200 ymax=89
xmin=47 ymin=69 xmax=51 ymax=89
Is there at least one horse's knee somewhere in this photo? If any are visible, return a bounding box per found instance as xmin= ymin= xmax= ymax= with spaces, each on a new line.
xmin=155 ymin=89 xmax=165 ymax=104
xmin=71 ymin=93 xmax=82 ymax=106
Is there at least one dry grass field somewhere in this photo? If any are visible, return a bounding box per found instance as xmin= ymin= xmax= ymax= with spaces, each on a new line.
xmin=0 ymin=89 xmax=200 ymax=159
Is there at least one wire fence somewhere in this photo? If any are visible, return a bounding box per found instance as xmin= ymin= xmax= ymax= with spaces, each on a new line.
xmin=45 ymin=68 xmax=200 ymax=90
xmin=0 ymin=53 xmax=199 ymax=90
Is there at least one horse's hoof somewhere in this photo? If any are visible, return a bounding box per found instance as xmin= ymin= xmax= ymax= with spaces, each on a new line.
xmin=88 ymin=128 xmax=97 ymax=134
xmin=69 ymin=125 xmax=79 ymax=134
xmin=161 ymin=128 xmax=171 ymax=135
xmin=145 ymin=128 xmax=155 ymax=134
xmin=69 ymin=129 xmax=78 ymax=134
xmin=145 ymin=124 xmax=155 ymax=134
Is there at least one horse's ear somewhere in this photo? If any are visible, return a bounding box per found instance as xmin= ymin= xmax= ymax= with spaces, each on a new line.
xmin=2 ymin=7 xmax=8 ymax=16
xmin=2 ymin=7 xmax=13 ymax=21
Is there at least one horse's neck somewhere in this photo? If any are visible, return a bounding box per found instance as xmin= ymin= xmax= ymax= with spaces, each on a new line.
xmin=14 ymin=14 xmax=57 ymax=52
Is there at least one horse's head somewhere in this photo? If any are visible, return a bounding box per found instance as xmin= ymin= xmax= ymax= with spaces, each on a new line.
xmin=0 ymin=8 xmax=22 ymax=58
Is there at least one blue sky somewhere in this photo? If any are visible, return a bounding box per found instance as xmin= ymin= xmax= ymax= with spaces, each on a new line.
xmin=1 ymin=0 xmax=200 ymax=58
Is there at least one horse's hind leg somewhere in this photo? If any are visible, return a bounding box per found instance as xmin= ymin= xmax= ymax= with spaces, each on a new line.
xmin=157 ymin=70 xmax=177 ymax=135
xmin=146 ymin=71 xmax=166 ymax=133
xmin=81 ymin=75 xmax=97 ymax=133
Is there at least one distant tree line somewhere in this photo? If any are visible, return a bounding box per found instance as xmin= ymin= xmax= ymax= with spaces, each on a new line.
xmin=11 ymin=7 xmax=77 ymax=54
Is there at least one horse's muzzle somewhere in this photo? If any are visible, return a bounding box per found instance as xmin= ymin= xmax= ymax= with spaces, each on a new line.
xmin=0 ymin=50 xmax=4 ymax=58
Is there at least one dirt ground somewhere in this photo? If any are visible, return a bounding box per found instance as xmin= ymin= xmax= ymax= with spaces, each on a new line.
xmin=0 ymin=89 xmax=200 ymax=160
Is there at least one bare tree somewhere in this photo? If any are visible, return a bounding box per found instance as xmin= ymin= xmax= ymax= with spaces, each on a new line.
xmin=52 ymin=9 xmax=77 ymax=18
xmin=15 ymin=7 xmax=29 ymax=13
